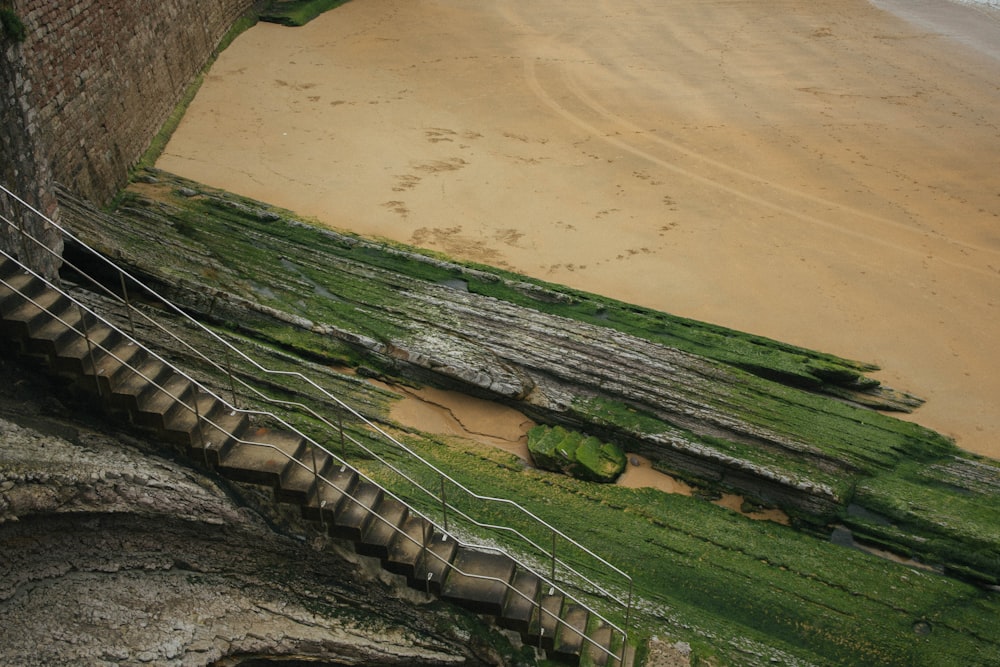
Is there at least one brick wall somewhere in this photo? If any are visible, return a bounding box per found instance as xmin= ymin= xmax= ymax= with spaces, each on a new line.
xmin=1 ymin=34 xmax=63 ymax=277
xmin=1 ymin=0 xmax=256 ymax=274
xmin=15 ymin=0 xmax=257 ymax=204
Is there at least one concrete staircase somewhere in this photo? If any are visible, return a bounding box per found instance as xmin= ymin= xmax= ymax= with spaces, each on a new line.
xmin=0 ymin=255 xmax=624 ymax=666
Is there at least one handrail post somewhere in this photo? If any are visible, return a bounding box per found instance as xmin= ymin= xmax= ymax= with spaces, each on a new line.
xmin=535 ymin=578 xmax=544 ymax=651
xmin=551 ymin=529 xmax=557 ymax=583
xmin=77 ymin=302 xmax=103 ymax=399
xmin=224 ymin=345 xmax=238 ymax=408
xmin=193 ymin=388 xmax=204 ymax=449
xmin=310 ymin=442 xmax=321 ymax=526
xmin=311 ymin=441 xmax=319 ymax=481
xmin=339 ymin=411 xmax=345 ymax=458
xmin=118 ymin=271 xmax=136 ymax=337
xmin=13 ymin=203 xmax=31 ymax=269
xmin=440 ymin=474 xmax=449 ymax=533
xmin=622 ymin=578 xmax=634 ymax=665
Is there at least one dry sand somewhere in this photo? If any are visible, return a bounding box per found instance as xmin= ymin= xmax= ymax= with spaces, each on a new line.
xmin=159 ymin=0 xmax=1000 ymax=458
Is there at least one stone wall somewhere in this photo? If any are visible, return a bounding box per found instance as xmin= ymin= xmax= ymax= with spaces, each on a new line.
xmin=16 ymin=0 xmax=258 ymax=204
xmin=1 ymin=33 xmax=62 ymax=277
xmin=1 ymin=0 xmax=257 ymax=275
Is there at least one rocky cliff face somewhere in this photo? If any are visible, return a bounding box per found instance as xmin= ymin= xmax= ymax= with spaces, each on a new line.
xmin=0 ymin=354 xmax=521 ymax=667
xmin=52 ymin=174 xmax=999 ymax=586
xmin=58 ymin=176 xmax=935 ymax=521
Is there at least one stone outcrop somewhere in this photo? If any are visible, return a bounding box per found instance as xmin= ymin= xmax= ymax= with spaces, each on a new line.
xmin=527 ymin=425 xmax=626 ymax=483
xmin=57 ymin=177 xmax=923 ymax=520
xmin=56 ymin=175 xmax=1000 ymax=586
xmin=0 ymin=355 xmax=520 ymax=667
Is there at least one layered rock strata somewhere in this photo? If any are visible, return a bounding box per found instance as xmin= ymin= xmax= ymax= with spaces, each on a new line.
xmin=0 ymin=355 xmax=519 ymax=667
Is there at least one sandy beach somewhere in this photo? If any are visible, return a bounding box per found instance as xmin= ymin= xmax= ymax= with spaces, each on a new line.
xmin=159 ymin=0 xmax=1000 ymax=458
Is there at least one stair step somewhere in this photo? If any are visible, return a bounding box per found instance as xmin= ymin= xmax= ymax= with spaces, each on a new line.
xmin=108 ymin=357 xmax=172 ymax=411
xmin=1 ymin=288 xmax=69 ymax=339
xmin=0 ymin=270 xmax=48 ymax=305
xmin=160 ymin=392 xmax=224 ymax=446
xmin=83 ymin=339 xmax=145 ymax=395
xmin=581 ymin=624 xmax=619 ymax=667
xmin=132 ymin=372 xmax=195 ymax=430
xmin=0 ymin=269 xmax=47 ymax=315
xmin=301 ymin=465 xmax=359 ymax=522
xmin=415 ymin=532 xmax=458 ymax=596
xmin=332 ymin=480 xmax=383 ymax=541
xmin=189 ymin=402 xmax=250 ymax=466
xmin=23 ymin=303 xmax=91 ymax=357
xmin=553 ymin=603 xmax=590 ymax=662
xmin=277 ymin=444 xmax=334 ymax=503
xmin=500 ymin=569 xmax=542 ymax=634
xmin=0 ymin=258 xmax=22 ymax=278
xmin=529 ymin=592 xmax=565 ymax=651
xmin=385 ymin=515 xmax=432 ymax=579
xmin=51 ymin=324 xmax=120 ymax=377
xmin=0 ymin=270 xmax=39 ymax=346
xmin=441 ymin=548 xmax=517 ymax=616
xmin=217 ymin=427 xmax=306 ymax=486
xmin=357 ymin=496 xmax=409 ymax=559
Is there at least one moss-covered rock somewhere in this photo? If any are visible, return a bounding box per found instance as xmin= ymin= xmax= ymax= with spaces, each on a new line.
xmin=527 ymin=425 xmax=626 ymax=483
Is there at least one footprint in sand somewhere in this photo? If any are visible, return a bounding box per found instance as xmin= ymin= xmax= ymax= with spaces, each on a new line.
xmin=494 ymin=228 xmax=526 ymax=247
xmin=633 ymin=169 xmax=665 ymax=186
xmin=393 ymin=174 xmax=422 ymax=192
xmin=382 ymin=200 xmax=409 ymax=217
xmin=514 ymin=155 xmax=546 ymax=165
xmin=411 ymin=226 xmax=462 ymax=245
xmin=414 ymin=158 xmax=468 ymax=173
xmin=503 ymin=131 xmax=548 ymax=145
xmin=425 ymin=128 xmax=457 ymax=143
xmin=425 ymin=128 xmax=455 ymax=143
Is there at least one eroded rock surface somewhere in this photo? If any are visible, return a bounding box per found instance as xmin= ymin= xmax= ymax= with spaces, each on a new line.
xmin=59 ymin=177 xmax=989 ymax=577
xmin=0 ymin=356 xmax=518 ymax=667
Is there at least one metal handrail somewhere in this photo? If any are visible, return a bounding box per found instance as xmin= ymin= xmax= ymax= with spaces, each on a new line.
xmin=0 ymin=255 xmax=618 ymax=660
xmin=1 ymin=183 xmax=632 ymax=660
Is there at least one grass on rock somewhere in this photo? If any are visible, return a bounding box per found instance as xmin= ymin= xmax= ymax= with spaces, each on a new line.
xmin=57 ymin=170 xmax=1000 ymax=665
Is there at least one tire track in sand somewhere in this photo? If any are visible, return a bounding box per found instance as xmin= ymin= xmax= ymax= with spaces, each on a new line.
xmin=510 ymin=1 xmax=1000 ymax=280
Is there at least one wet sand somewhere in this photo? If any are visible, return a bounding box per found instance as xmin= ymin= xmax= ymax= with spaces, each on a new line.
xmin=159 ymin=0 xmax=1000 ymax=458
xmin=385 ymin=383 xmax=535 ymax=459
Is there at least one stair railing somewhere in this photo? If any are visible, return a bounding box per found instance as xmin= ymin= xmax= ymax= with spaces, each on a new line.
xmin=0 ymin=247 xmax=620 ymax=661
xmin=1 ymin=183 xmax=633 ymax=662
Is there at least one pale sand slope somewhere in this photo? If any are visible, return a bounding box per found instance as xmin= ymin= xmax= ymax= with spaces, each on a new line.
xmin=158 ymin=0 xmax=1000 ymax=458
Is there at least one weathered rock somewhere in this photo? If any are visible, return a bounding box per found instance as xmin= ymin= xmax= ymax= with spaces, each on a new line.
xmin=55 ymin=175 xmax=955 ymax=531
xmin=0 ymin=356 xmax=520 ymax=667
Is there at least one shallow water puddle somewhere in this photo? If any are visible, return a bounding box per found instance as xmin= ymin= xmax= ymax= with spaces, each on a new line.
xmin=617 ymin=453 xmax=695 ymax=495
xmin=385 ymin=383 xmax=534 ymax=460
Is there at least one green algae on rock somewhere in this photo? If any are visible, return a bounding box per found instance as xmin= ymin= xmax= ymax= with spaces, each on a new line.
xmin=527 ymin=425 xmax=627 ymax=483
